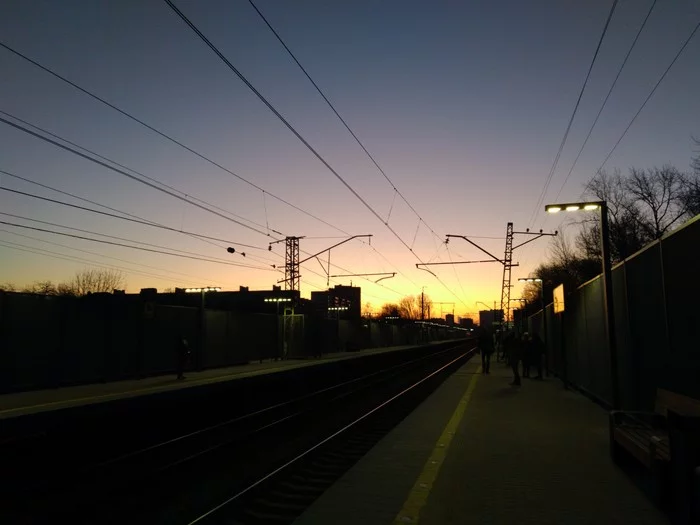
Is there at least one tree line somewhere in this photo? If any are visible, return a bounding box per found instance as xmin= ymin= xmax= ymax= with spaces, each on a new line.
xmin=0 ymin=268 xmax=126 ymax=296
xmin=523 ymin=141 xmax=700 ymax=306
xmin=376 ymin=293 xmax=434 ymax=320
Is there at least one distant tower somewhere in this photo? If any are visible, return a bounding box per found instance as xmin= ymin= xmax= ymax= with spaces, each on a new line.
xmin=285 ymin=236 xmax=301 ymax=292
xmin=499 ymin=222 xmax=514 ymax=326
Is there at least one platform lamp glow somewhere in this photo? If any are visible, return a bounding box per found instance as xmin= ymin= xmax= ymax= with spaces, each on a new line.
xmin=545 ymin=200 xmax=619 ymax=409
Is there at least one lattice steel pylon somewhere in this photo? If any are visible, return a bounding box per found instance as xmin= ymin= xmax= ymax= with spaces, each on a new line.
xmin=499 ymin=222 xmax=515 ymax=326
xmin=285 ymin=236 xmax=301 ymax=291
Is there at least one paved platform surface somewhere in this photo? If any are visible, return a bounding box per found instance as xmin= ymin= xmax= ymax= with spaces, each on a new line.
xmin=0 ymin=340 xmax=464 ymax=420
xmin=295 ymin=356 xmax=670 ymax=525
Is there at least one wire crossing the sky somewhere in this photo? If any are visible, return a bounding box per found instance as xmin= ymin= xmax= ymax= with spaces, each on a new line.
xmin=553 ymin=0 xmax=659 ymax=202
xmin=0 ymin=41 xmax=349 ymax=237
xmin=162 ymin=0 xmax=469 ymax=309
xmin=596 ymin=17 xmax=700 ymax=173
xmin=527 ymin=0 xmax=619 ymax=229
xmin=247 ymin=0 xmax=444 ymax=244
xmin=0 ymin=220 xmax=278 ymax=270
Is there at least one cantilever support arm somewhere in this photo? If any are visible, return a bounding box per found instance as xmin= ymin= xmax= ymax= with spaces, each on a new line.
xmin=445 ymin=235 xmax=504 ymax=264
xmin=415 ymin=264 xmax=437 ymax=277
xmin=298 ymin=234 xmax=372 ymax=265
xmin=417 ymin=260 xmax=500 ymax=266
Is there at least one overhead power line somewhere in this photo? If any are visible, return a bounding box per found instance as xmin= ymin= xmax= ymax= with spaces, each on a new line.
xmin=0 ymin=184 xmax=268 ymax=251
xmin=0 ymin=40 xmax=345 ymax=235
xmin=0 ymin=211 xmax=262 ymax=263
xmin=162 ymin=0 xmax=468 ymax=309
xmin=596 ymin=17 xmax=700 ymax=172
xmin=0 ymin=43 xmax=420 ymax=294
xmin=0 ymin=220 xmax=277 ymax=271
xmin=0 ymin=111 xmax=274 ymax=237
xmin=527 ymin=0 xmax=619 ymax=228
xmin=0 ymin=238 xmax=207 ymax=286
xmin=247 ymin=0 xmax=443 ymax=243
xmin=554 ymin=0 xmax=658 ymax=201
xmin=0 ymin=229 xmax=224 ymax=285
xmin=0 ymin=113 xmax=276 ymax=238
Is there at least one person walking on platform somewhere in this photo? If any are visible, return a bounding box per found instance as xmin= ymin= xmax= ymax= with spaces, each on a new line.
xmin=176 ymin=335 xmax=190 ymax=380
xmin=476 ymin=327 xmax=494 ymax=374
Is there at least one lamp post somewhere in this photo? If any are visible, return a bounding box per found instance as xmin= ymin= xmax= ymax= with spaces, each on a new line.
xmin=184 ymin=287 xmax=221 ymax=370
xmin=518 ymin=277 xmax=548 ymax=377
xmin=545 ymin=200 xmax=619 ymax=409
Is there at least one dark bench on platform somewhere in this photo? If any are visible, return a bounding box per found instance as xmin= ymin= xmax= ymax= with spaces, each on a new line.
xmin=610 ymin=388 xmax=700 ymax=522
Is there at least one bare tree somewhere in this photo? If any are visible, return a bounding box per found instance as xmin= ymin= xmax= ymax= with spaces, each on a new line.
xmin=0 ymin=282 xmax=17 ymax=292
xmin=62 ymin=269 xmax=126 ymax=296
xmin=680 ymin=139 xmax=700 ymax=217
xmin=577 ymin=169 xmax=653 ymax=263
xmin=22 ymin=281 xmax=58 ymax=295
xmin=398 ymin=296 xmax=421 ymax=320
xmin=56 ymin=283 xmax=78 ymax=296
xmin=625 ymin=166 xmax=689 ymax=238
xmin=379 ymin=303 xmax=400 ymax=317
xmin=548 ymin=225 xmax=578 ymax=268
xmin=362 ymin=302 xmax=374 ymax=318
xmin=397 ymin=294 xmax=432 ymax=320
xmin=679 ymin=176 xmax=700 ymax=218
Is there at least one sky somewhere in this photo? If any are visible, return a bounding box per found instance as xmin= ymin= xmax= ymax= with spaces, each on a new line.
xmin=1 ymin=0 xmax=699 ymax=319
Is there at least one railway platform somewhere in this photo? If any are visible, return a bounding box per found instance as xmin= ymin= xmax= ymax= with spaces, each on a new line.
xmin=295 ymin=356 xmax=670 ymax=525
xmin=0 ymin=341 xmax=463 ymax=420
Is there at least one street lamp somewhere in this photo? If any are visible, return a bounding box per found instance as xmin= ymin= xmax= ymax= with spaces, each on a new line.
xmin=545 ymin=200 xmax=619 ymax=409
xmin=518 ymin=277 xmax=548 ymax=376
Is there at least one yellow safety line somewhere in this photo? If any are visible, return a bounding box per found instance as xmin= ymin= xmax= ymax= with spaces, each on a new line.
xmin=392 ymin=363 xmax=481 ymax=524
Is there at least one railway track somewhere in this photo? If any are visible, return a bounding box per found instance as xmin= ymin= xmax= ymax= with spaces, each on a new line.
xmin=3 ymin=342 xmax=474 ymax=524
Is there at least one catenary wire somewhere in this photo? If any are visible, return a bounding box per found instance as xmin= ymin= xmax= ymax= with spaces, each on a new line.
xmin=247 ymin=0 xmax=445 ymax=244
xmin=0 ymin=229 xmax=229 ymax=285
xmin=553 ymin=0 xmax=659 ymax=202
xmin=0 ymin=41 xmax=345 ymax=236
xmin=527 ymin=0 xmax=619 ymax=229
xmin=596 ymin=17 xmax=700 ymax=172
xmin=0 ymin=220 xmax=277 ymax=271
xmin=161 ymin=0 xmax=467 ymax=309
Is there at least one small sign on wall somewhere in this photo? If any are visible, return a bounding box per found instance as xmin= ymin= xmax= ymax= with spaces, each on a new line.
xmin=553 ymin=284 xmax=565 ymax=314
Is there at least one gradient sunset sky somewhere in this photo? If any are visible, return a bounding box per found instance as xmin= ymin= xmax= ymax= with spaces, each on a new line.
xmin=1 ymin=0 xmax=699 ymax=319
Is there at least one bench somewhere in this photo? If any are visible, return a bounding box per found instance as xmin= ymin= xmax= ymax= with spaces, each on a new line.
xmin=609 ymin=388 xmax=700 ymax=518
xmin=609 ymin=389 xmax=673 ymax=469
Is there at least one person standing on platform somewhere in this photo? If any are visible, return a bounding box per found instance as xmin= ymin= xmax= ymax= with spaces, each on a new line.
xmin=477 ymin=327 xmax=494 ymax=374
xmin=176 ymin=335 xmax=190 ymax=380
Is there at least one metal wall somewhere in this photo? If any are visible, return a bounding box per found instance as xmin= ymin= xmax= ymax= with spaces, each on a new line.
xmin=0 ymin=292 xmax=469 ymax=393
xmin=529 ymin=215 xmax=700 ymax=409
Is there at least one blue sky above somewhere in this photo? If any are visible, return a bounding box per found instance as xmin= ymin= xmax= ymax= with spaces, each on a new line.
xmin=1 ymin=0 xmax=699 ymax=317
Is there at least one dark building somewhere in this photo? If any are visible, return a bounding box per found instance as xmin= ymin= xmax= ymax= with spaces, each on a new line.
xmin=310 ymin=285 xmax=361 ymax=319
xmin=479 ymin=309 xmax=504 ymax=329
xmin=459 ymin=317 xmax=474 ymax=329
xmin=156 ymin=285 xmax=302 ymax=315
xmin=445 ymin=313 xmax=455 ymax=325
